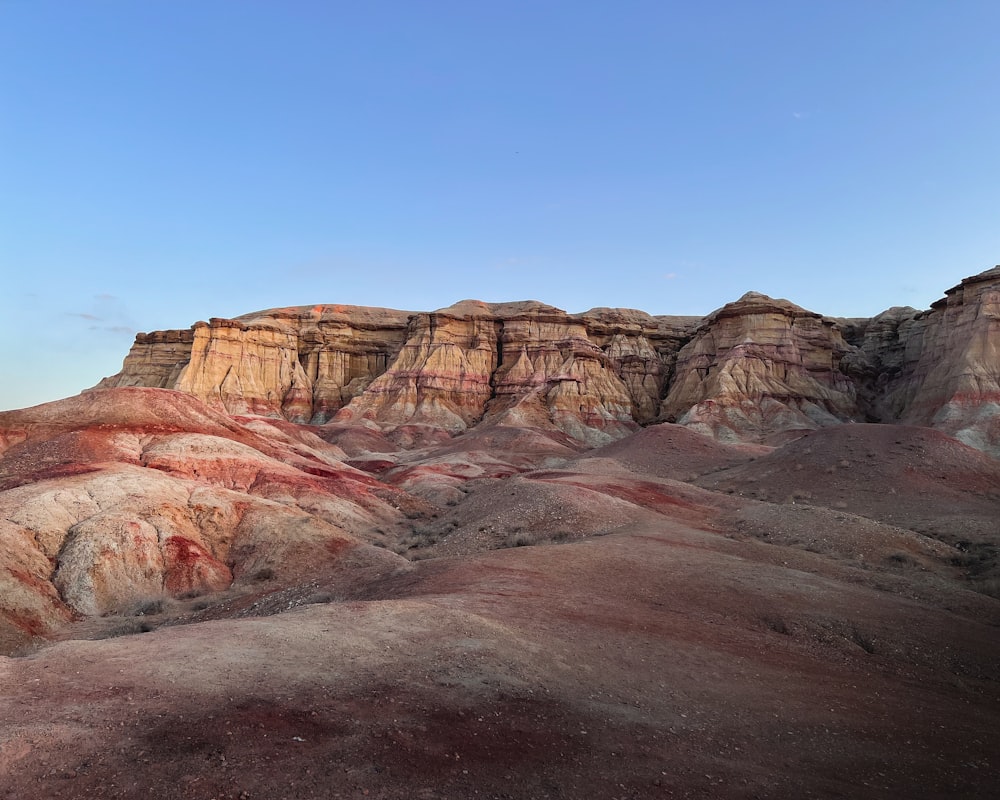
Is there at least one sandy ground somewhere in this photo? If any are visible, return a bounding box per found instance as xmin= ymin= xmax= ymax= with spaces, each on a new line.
xmin=3 ymin=514 xmax=999 ymax=799
xmin=2 ymin=413 xmax=999 ymax=799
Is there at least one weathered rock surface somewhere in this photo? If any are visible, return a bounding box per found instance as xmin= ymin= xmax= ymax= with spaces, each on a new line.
xmin=576 ymin=306 xmax=696 ymax=423
xmin=105 ymin=301 xmax=701 ymax=446
xmin=483 ymin=302 xmax=642 ymax=445
xmin=0 ymin=388 xmax=410 ymax=647
xmin=331 ymin=300 xmax=704 ymax=444
xmin=101 ymin=305 xmax=413 ymax=424
xmin=887 ymin=268 xmax=1000 ymax=454
xmin=3 ymin=271 xmax=1000 ymax=800
xmin=660 ymin=292 xmax=860 ymax=442
xmin=334 ymin=301 xmax=502 ymax=433
xmin=94 ymin=266 xmax=1000 ymax=452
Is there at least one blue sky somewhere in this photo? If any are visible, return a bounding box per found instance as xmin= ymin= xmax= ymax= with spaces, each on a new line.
xmin=2 ymin=1 xmax=999 ymax=410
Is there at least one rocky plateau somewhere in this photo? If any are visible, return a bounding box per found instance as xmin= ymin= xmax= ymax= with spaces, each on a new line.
xmin=1 ymin=267 xmax=999 ymax=799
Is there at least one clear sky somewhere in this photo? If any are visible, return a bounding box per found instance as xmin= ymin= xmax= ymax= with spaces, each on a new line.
xmin=2 ymin=1 xmax=999 ymax=411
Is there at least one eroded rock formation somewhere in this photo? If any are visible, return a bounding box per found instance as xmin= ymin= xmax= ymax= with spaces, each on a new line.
xmin=659 ymin=292 xmax=861 ymax=443
xmin=0 ymin=388 xmax=411 ymax=644
xmin=96 ymin=266 xmax=1000 ymax=454
xmin=103 ymin=305 xmax=412 ymax=424
xmin=104 ymin=301 xmax=701 ymax=446
xmin=873 ymin=268 xmax=1000 ymax=451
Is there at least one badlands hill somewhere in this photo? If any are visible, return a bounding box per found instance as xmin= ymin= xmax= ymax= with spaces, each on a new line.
xmin=1 ymin=267 xmax=999 ymax=799
xmin=100 ymin=266 xmax=1000 ymax=456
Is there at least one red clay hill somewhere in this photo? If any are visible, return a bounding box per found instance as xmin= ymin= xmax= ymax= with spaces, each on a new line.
xmin=1 ymin=267 xmax=999 ymax=799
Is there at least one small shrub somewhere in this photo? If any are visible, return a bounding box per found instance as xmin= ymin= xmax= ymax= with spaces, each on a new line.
xmin=849 ymin=626 xmax=876 ymax=654
xmin=131 ymin=598 xmax=164 ymax=617
xmin=973 ymin=578 xmax=1000 ymax=599
xmin=254 ymin=567 xmax=276 ymax=582
xmin=762 ymin=615 xmax=791 ymax=636
xmin=95 ymin=620 xmax=154 ymax=639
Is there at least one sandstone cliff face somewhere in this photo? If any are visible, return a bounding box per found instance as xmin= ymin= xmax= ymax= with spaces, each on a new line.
xmin=484 ymin=302 xmax=637 ymax=444
xmin=96 ymin=266 xmax=1000 ymax=453
xmin=277 ymin=305 xmax=411 ymax=422
xmin=660 ymin=293 xmax=860 ymax=442
xmin=334 ymin=301 xmax=501 ymax=433
xmin=574 ymin=308 xmax=698 ymax=424
xmin=102 ymin=305 xmax=412 ymax=424
xmin=870 ymin=267 xmax=1000 ymax=456
xmin=333 ymin=301 xmax=690 ymax=446
xmin=177 ymin=318 xmax=312 ymax=420
xmin=102 ymin=301 xmax=702 ymax=446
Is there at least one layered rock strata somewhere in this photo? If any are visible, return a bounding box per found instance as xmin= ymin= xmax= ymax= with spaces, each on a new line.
xmin=102 ymin=305 xmax=412 ymax=424
xmin=0 ymin=388 xmax=410 ymax=642
xmin=660 ymin=292 xmax=860 ymax=442
xmin=841 ymin=266 xmax=1000 ymax=455
xmin=103 ymin=301 xmax=701 ymax=446
xmin=97 ymin=267 xmax=1000 ymax=453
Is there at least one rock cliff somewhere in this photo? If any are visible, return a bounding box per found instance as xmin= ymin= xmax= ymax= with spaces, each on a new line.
xmin=104 ymin=301 xmax=700 ymax=447
xmin=660 ymin=292 xmax=859 ymax=443
xmin=832 ymin=266 xmax=1000 ymax=455
xmin=97 ymin=266 xmax=1000 ymax=455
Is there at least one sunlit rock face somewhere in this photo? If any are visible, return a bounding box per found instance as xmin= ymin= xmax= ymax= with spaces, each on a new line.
xmin=334 ymin=301 xmax=502 ymax=433
xmin=659 ymin=292 xmax=861 ymax=442
xmin=333 ymin=301 xmax=701 ymax=446
xmin=574 ymin=307 xmax=698 ymax=424
xmin=101 ymin=305 xmax=413 ymax=424
xmin=96 ymin=266 xmax=1000 ymax=454
xmin=482 ymin=302 xmax=639 ymax=446
xmin=101 ymin=300 xmax=701 ymax=446
xmin=0 ymin=388 xmax=408 ymax=644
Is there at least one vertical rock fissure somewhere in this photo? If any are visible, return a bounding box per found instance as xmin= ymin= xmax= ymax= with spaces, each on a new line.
xmin=487 ymin=319 xmax=504 ymax=404
xmin=657 ymin=332 xmax=696 ymax=408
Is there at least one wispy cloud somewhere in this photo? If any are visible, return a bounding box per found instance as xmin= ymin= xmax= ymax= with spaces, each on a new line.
xmin=66 ymin=294 xmax=136 ymax=338
xmin=89 ymin=325 xmax=136 ymax=336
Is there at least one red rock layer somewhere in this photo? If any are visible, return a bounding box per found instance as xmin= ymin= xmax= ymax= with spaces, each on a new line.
xmin=102 ymin=300 xmax=700 ymax=446
xmin=95 ymin=267 xmax=1000 ymax=453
